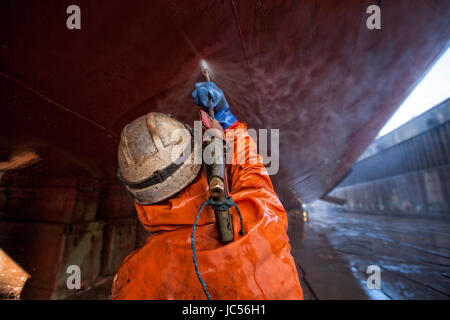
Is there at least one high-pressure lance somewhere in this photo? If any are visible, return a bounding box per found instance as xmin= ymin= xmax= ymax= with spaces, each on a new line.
xmin=190 ymin=61 xmax=244 ymax=300
xmin=200 ymin=61 xmax=234 ymax=244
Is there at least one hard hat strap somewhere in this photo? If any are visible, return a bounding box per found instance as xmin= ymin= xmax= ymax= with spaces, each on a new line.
xmin=117 ymin=145 xmax=192 ymax=190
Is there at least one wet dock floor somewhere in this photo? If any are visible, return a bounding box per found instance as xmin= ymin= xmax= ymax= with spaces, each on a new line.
xmin=287 ymin=208 xmax=450 ymax=300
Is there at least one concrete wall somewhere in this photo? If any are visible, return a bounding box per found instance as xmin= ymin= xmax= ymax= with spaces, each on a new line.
xmin=332 ymin=165 xmax=449 ymax=216
xmin=331 ymin=100 xmax=450 ymax=217
xmin=340 ymin=120 xmax=450 ymax=187
xmin=358 ymin=98 xmax=450 ymax=161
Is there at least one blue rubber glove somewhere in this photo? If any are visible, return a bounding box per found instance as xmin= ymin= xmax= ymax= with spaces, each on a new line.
xmin=191 ymin=81 xmax=237 ymax=129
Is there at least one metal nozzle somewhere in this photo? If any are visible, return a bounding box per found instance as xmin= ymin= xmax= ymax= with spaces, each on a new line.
xmin=209 ymin=176 xmax=224 ymax=198
xmin=202 ymin=68 xmax=211 ymax=82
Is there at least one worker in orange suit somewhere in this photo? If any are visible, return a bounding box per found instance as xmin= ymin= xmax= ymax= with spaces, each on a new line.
xmin=112 ymin=81 xmax=303 ymax=300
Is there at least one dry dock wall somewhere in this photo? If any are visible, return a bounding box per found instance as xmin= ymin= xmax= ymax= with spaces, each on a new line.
xmin=331 ymin=99 xmax=450 ymax=217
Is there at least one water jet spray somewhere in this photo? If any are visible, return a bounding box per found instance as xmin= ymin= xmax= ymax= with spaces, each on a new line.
xmin=201 ymin=59 xmax=211 ymax=82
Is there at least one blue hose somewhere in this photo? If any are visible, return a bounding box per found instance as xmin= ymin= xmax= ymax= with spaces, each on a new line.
xmin=191 ymin=197 xmax=244 ymax=300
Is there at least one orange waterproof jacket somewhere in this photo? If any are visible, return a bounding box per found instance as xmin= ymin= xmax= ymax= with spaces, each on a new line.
xmin=112 ymin=123 xmax=303 ymax=300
